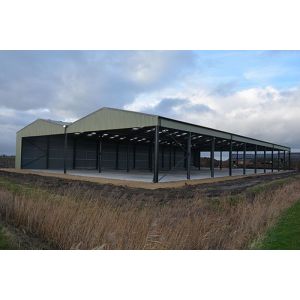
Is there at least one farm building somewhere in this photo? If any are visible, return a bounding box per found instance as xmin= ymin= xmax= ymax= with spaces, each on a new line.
xmin=15 ymin=107 xmax=291 ymax=182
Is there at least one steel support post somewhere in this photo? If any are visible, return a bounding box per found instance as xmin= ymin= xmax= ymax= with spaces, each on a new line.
xmin=288 ymin=151 xmax=291 ymax=170
xmin=148 ymin=144 xmax=152 ymax=171
xmin=63 ymin=125 xmax=68 ymax=174
xmin=161 ymin=146 xmax=164 ymax=169
xmin=264 ymin=148 xmax=266 ymax=173
xmin=283 ymin=151 xmax=286 ymax=170
xmin=115 ymin=143 xmax=119 ymax=170
xmin=187 ymin=132 xmax=192 ymax=180
xmin=169 ymin=145 xmax=172 ymax=170
xmin=133 ymin=144 xmax=136 ymax=169
xmin=72 ymin=137 xmax=76 ymax=169
xmin=229 ymin=139 xmax=233 ymax=176
xmin=98 ymin=138 xmax=102 ymax=173
xmin=199 ymin=150 xmax=201 ymax=170
xmin=254 ymin=145 xmax=257 ymax=174
xmin=153 ymin=125 xmax=160 ymax=183
xmin=211 ymin=137 xmax=215 ymax=178
xmin=278 ymin=150 xmax=280 ymax=172
xmin=173 ymin=147 xmax=176 ymax=167
xmin=220 ymin=151 xmax=222 ymax=170
xmin=46 ymin=136 xmax=49 ymax=169
xmin=243 ymin=143 xmax=246 ymax=175
xmin=96 ymin=139 xmax=99 ymax=170
xmin=271 ymin=147 xmax=274 ymax=173
xmin=236 ymin=150 xmax=239 ymax=167
xmin=126 ymin=143 xmax=130 ymax=172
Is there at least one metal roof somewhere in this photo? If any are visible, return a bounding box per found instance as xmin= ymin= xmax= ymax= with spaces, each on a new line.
xmin=17 ymin=107 xmax=291 ymax=151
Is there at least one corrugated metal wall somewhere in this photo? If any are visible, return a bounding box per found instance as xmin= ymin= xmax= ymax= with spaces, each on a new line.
xmin=21 ymin=134 xmax=193 ymax=171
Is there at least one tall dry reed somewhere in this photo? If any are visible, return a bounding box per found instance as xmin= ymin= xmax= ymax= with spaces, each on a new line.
xmin=0 ymin=180 xmax=300 ymax=249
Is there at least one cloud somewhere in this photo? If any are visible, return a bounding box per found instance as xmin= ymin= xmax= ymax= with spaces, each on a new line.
xmin=126 ymin=85 xmax=300 ymax=149
xmin=1 ymin=51 xmax=300 ymax=154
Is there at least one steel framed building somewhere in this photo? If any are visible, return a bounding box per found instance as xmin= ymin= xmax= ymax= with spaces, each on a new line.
xmin=16 ymin=107 xmax=291 ymax=182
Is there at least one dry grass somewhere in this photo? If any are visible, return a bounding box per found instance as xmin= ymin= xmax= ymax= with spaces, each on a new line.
xmin=0 ymin=178 xmax=300 ymax=249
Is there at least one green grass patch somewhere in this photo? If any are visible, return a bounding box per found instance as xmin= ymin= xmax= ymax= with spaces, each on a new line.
xmin=257 ymin=200 xmax=300 ymax=250
xmin=0 ymin=226 xmax=11 ymax=250
xmin=246 ymin=176 xmax=299 ymax=196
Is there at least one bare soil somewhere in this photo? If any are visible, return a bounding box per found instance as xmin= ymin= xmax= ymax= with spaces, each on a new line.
xmin=0 ymin=169 xmax=297 ymax=202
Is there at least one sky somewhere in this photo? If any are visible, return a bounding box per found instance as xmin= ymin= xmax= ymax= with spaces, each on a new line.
xmin=1 ymin=50 xmax=300 ymax=154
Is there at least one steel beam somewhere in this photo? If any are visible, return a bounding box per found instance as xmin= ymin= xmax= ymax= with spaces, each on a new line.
xmin=153 ymin=125 xmax=160 ymax=183
xmin=211 ymin=137 xmax=215 ymax=178
xmin=187 ymin=132 xmax=192 ymax=180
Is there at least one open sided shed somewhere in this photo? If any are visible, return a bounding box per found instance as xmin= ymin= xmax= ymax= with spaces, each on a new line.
xmin=16 ymin=107 xmax=291 ymax=182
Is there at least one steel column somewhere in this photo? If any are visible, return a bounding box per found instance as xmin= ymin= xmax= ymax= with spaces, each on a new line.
xmin=162 ymin=146 xmax=165 ymax=169
xmin=63 ymin=125 xmax=68 ymax=174
xmin=95 ymin=138 xmax=99 ymax=170
xmin=46 ymin=136 xmax=49 ymax=169
xmin=173 ymin=147 xmax=176 ymax=167
xmin=271 ymin=147 xmax=274 ymax=173
xmin=220 ymin=151 xmax=222 ymax=170
xmin=115 ymin=143 xmax=119 ymax=170
xmin=264 ymin=148 xmax=266 ymax=173
xmin=283 ymin=151 xmax=286 ymax=170
xmin=126 ymin=143 xmax=130 ymax=172
xmin=254 ymin=145 xmax=257 ymax=174
xmin=98 ymin=138 xmax=102 ymax=173
xmin=236 ymin=150 xmax=239 ymax=167
xmin=243 ymin=143 xmax=246 ymax=175
xmin=153 ymin=125 xmax=160 ymax=183
xmin=229 ymin=139 xmax=233 ymax=176
xmin=148 ymin=144 xmax=152 ymax=171
xmin=211 ymin=137 xmax=215 ymax=178
xmin=133 ymin=144 xmax=136 ymax=169
xmin=278 ymin=150 xmax=280 ymax=172
xmin=288 ymin=151 xmax=291 ymax=170
xmin=187 ymin=132 xmax=192 ymax=180
xmin=169 ymin=145 xmax=172 ymax=170
xmin=199 ymin=150 xmax=201 ymax=170
xmin=72 ymin=137 xmax=76 ymax=169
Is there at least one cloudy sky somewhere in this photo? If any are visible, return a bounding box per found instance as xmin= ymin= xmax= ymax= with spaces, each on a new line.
xmin=1 ymin=50 xmax=300 ymax=154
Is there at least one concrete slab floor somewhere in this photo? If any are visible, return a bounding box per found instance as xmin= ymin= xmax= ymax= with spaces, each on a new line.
xmin=33 ymin=167 xmax=277 ymax=183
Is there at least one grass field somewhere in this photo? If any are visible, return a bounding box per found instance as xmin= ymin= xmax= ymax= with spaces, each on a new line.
xmin=257 ymin=200 xmax=300 ymax=249
xmin=0 ymin=226 xmax=11 ymax=250
xmin=1 ymin=172 xmax=300 ymax=250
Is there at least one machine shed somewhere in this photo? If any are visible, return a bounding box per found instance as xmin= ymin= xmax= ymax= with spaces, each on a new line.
xmin=16 ymin=107 xmax=291 ymax=182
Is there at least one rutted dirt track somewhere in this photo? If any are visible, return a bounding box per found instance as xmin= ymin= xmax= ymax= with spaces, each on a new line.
xmin=0 ymin=169 xmax=297 ymax=202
